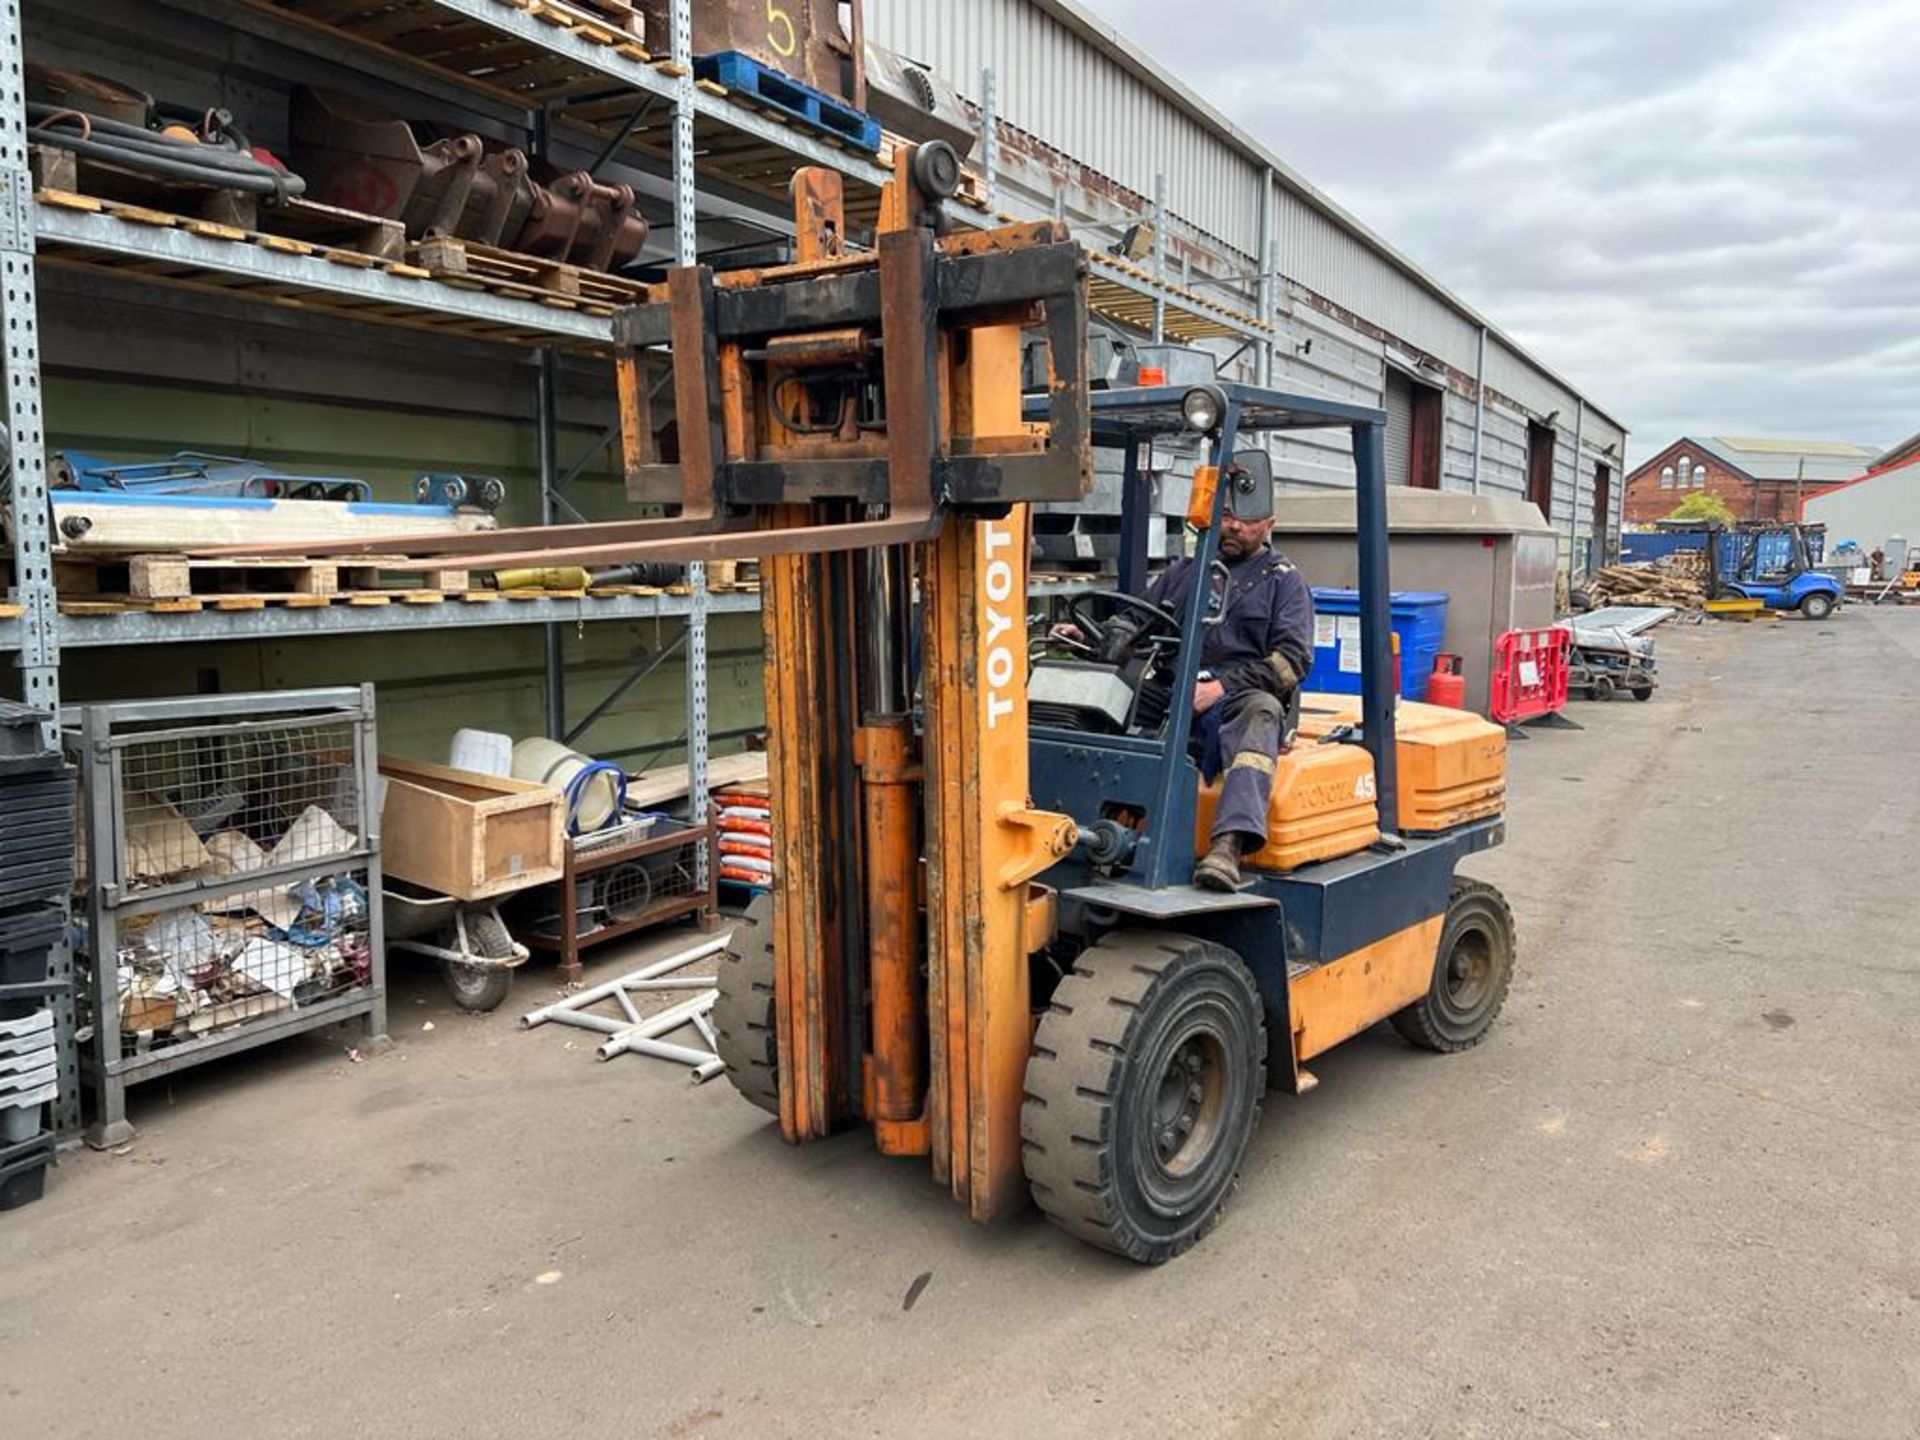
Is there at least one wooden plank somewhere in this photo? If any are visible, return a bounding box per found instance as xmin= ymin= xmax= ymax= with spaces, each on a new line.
xmin=624 ymin=751 xmax=769 ymax=810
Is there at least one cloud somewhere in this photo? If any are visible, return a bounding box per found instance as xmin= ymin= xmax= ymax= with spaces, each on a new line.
xmin=1081 ymin=0 xmax=1920 ymax=463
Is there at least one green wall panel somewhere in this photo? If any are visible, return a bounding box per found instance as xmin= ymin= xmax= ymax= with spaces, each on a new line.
xmin=45 ymin=377 xmax=767 ymax=765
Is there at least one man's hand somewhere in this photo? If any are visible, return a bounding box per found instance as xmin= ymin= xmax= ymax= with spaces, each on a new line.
xmin=1048 ymin=621 xmax=1085 ymax=645
xmin=1193 ymin=678 xmax=1226 ymax=714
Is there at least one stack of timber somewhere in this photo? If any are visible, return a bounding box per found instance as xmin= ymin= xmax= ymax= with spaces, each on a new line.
xmin=1583 ymin=555 xmax=1709 ymax=610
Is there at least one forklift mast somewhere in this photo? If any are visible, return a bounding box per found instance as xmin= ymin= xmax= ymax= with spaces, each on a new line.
xmin=598 ymin=146 xmax=1092 ymax=1219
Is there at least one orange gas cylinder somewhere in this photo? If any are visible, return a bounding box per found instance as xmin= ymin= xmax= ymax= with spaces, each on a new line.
xmin=1427 ymin=654 xmax=1466 ymax=709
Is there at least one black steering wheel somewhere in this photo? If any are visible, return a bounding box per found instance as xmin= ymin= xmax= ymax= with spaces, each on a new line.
xmin=1064 ymin=589 xmax=1182 ymax=661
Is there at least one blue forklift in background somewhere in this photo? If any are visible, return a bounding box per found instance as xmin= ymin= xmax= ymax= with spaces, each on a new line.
xmin=1709 ymin=522 xmax=1842 ymax=619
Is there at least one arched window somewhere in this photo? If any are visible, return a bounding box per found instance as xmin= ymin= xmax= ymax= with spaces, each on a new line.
xmin=1677 ymin=457 xmax=1693 ymax=487
xmin=1660 ymin=465 xmax=1675 ymax=488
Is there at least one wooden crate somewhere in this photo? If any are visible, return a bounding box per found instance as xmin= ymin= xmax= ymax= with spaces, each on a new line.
xmin=379 ymin=758 xmax=565 ymax=901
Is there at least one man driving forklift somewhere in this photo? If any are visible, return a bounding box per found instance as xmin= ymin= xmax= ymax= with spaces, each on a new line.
xmin=1061 ymin=458 xmax=1315 ymax=891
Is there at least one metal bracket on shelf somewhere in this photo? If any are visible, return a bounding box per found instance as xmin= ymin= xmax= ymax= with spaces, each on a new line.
xmin=0 ymin=165 xmax=33 ymax=255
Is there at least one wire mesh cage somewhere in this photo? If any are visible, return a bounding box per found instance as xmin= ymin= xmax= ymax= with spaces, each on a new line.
xmin=64 ymin=689 xmax=385 ymax=1147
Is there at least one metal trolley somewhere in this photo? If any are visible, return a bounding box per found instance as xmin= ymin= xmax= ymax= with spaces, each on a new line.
xmin=64 ymin=687 xmax=387 ymax=1147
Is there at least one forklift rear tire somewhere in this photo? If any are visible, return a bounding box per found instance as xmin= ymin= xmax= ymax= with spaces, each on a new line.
xmin=1391 ymin=878 xmax=1515 ymax=1053
xmin=1800 ymin=593 xmax=1835 ymax=621
xmin=1631 ymin=685 xmax=1654 ymax=701
xmin=1022 ymin=931 xmax=1266 ymax=1264
xmin=712 ymin=894 xmax=780 ymax=1116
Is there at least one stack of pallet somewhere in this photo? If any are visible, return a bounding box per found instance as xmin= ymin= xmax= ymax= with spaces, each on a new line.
xmin=0 ymin=702 xmax=75 ymax=1211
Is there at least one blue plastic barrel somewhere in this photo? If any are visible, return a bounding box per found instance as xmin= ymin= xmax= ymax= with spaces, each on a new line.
xmin=1304 ymin=588 xmax=1451 ymax=700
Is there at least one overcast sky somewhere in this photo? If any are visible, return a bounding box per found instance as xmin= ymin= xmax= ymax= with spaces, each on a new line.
xmin=1080 ymin=0 xmax=1919 ymax=465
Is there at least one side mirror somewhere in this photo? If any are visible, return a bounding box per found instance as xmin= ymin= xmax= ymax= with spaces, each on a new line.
xmin=1227 ymin=448 xmax=1274 ymax=521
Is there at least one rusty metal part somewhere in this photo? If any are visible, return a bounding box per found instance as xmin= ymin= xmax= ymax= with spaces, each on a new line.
xmin=515 ymin=171 xmax=648 ymax=271
xmin=561 ymin=172 xmax=645 ymax=271
xmin=460 ymin=147 xmax=536 ymax=248
xmin=408 ymin=135 xmax=483 ymax=237
xmin=512 ymin=174 xmax=584 ymax=262
xmin=290 ymin=87 xmax=421 ymax=224
xmin=756 ymin=327 xmax=870 ymax=368
xmin=857 ymin=43 xmax=976 ymax=159
xmin=859 ymin=716 xmax=923 ymax=1126
xmin=637 ymin=0 xmax=847 ymax=97
xmin=290 ymin=87 xmax=483 ymax=238
xmin=26 ymin=62 xmax=151 ymax=127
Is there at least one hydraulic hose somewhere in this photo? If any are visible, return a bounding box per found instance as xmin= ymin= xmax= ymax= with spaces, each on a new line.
xmin=27 ymin=103 xmax=303 ymax=199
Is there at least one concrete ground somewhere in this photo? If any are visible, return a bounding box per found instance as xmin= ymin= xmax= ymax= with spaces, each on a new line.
xmin=7 ymin=607 xmax=1918 ymax=1439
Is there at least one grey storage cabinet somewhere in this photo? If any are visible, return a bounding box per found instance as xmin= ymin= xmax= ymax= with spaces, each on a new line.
xmin=64 ymin=687 xmax=387 ymax=1147
xmin=1275 ymin=490 xmax=1560 ymax=715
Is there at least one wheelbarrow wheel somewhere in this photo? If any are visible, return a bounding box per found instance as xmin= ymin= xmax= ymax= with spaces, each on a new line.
xmin=443 ymin=911 xmax=517 ymax=1013
xmin=443 ymin=960 xmax=513 ymax=1013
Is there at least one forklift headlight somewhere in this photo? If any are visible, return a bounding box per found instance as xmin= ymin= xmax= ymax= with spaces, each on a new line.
xmin=1181 ymin=385 xmax=1225 ymax=435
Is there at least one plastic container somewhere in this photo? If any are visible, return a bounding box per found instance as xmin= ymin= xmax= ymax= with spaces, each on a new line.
xmin=511 ymin=737 xmax=626 ymax=835
xmin=1305 ymin=589 xmax=1450 ymax=701
xmin=0 ymin=1130 xmax=54 ymax=1211
xmin=448 ymin=727 xmax=513 ymax=776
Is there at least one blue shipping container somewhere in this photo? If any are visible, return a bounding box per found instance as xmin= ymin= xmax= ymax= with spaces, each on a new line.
xmin=1304 ymin=589 xmax=1450 ymax=701
xmin=1619 ymin=530 xmax=1710 ymax=564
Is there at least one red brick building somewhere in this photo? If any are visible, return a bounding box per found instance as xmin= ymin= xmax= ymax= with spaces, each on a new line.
xmin=1624 ymin=436 xmax=1881 ymax=524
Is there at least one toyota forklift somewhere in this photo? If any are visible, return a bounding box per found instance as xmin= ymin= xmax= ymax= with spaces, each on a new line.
xmin=310 ymin=142 xmax=1516 ymax=1262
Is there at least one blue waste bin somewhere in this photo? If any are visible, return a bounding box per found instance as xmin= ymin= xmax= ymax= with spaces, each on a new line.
xmin=1304 ymin=588 xmax=1450 ymax=700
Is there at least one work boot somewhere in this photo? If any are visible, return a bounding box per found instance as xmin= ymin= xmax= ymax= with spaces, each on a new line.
xmin=1193 ymin=835 xmax=1242 ymax=892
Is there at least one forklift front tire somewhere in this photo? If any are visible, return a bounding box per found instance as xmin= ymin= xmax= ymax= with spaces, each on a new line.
xmin=1022 ymin=931 xmax=1266 ymax=1264
xmin=713 ymin=894 xmax=781 ymax=1116
xmin=1391 ymin=878 xmax=1515 ymax=1053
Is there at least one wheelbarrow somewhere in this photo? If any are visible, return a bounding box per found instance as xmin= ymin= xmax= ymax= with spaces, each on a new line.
xmin=383 ymin=882 xmax=528 ymax=1013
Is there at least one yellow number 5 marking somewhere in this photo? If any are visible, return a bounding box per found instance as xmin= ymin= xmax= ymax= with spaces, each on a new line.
xmin=765 ymin=0 xmax=797 ymax=57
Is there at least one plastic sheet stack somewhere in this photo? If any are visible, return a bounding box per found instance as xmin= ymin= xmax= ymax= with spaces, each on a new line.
xmin=0 ymin=701 xmax=76 ymax=1211
xmin=713 ymin=787 xmax=773 ymax=892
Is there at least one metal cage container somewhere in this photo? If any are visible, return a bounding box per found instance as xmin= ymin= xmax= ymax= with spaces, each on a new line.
xmin=63 ymin=687 xmax=386 ymax=1147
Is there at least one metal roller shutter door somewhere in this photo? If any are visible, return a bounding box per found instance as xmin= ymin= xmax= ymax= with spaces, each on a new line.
xmin=1383 ymin=369 xmax=1413 ymax=488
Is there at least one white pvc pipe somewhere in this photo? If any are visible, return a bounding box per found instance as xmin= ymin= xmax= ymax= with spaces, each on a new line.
xmin=597 ymin=1033 xmax=724 ymax=1079
xmin=519 ymin=935 xmax=731 ymax=1027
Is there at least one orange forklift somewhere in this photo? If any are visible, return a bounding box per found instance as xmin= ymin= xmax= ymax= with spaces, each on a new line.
xmin=314 ymin=141 xmax=1517 ymax=1261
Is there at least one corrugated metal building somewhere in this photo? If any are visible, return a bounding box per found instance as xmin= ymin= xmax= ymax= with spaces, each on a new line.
xmin=1802 ymin=455 xmax=1920 ymax=556
xmin=869 ymin=0 xmax=1629 ymax=567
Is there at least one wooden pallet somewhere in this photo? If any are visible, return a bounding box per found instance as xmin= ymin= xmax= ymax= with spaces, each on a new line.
xmin=410 ymin=234 xmax=648 ymax=307
xmin=52 ymin=553 xmax=471 ymax=602
xmin=555 ymin=0 xmax=644 ymax=38
xmin=30 ymin=146 xmax=405 ymax=261
xmin=35 ymin=583 xmax=688 ymax=620
xmin=34 ymin=190 xmax=623 ymax=344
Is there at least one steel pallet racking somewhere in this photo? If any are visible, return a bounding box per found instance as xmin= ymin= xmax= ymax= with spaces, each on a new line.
xmin=0 ymin=0 xmax=1275 ymax=1139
